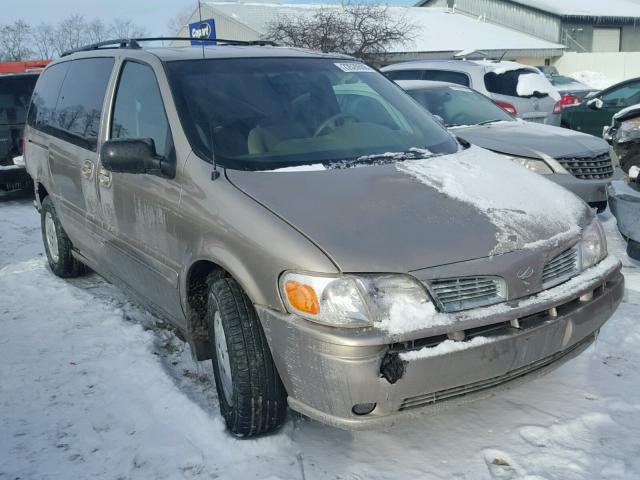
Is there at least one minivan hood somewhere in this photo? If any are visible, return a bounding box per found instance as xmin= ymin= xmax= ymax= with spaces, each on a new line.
xmin=227 ymin=146 xmax=590 ymax=273
xmin=454 ymin=120 xmax=609 ymax=159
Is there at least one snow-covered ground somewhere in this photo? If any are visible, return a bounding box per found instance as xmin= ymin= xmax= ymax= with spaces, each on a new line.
xmin=1 ymin=199 xmax=640 ymax=480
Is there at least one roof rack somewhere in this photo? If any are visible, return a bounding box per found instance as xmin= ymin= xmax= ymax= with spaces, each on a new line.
xmin=60 ymin=37 xmax=278 ymax=57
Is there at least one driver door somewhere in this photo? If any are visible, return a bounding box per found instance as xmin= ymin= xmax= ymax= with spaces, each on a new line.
xmin=97 ymin=59 xmax=184 ymax=323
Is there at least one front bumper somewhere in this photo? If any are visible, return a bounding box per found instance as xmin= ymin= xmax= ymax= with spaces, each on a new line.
xmin=258 ymin=257 xmax=623 ymax=430
xmin=0 ymin=165 xmax=32 ymax=195
xmin=547 ymin=173 xmax=609 ymax=205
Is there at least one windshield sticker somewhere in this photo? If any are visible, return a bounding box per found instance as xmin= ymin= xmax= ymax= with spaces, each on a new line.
xmin=334 ymin=62 xmax=375 ymax=73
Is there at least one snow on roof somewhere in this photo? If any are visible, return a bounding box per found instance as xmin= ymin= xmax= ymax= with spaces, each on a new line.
xmin=203 ymin=2 xmax=565 ymax=54
xmin=508 ymin=0 xmax=640 ymax=18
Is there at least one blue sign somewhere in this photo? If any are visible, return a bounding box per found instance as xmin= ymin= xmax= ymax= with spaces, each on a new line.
xmin=189 ymin=18 xmax=216 ymax=46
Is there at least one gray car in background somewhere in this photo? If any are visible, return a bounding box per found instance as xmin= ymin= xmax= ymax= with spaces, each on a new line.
xmin=24 ymin=41 xmax=623 ymax=437
xmin=383 ymin=59 xmax=562 ymax=126
xmin=397 ymin=80 xmax=615 ymax=211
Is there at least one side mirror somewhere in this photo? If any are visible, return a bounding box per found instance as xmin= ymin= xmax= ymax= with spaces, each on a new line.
xmin=101 ymin=138 xmax=174 ymax=178
xmin=587 ymin=98 xmax=604 ymax=110
xmin=603 ymin=125 xmax=614 ymax=143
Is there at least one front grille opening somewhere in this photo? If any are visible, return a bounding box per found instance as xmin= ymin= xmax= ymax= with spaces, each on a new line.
xmin=543 ymin=247 xmax=579 ymax=289
xmin=429 ymin=276 xmax=506 ymax=313
xmin=556 ymin=152 xmax=613 ymax=179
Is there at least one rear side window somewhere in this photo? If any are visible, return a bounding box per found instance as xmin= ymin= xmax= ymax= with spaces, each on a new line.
xmin=385 ymin=70 xmax=424 ymax=81
xmin=52 ymin=58 xmax=114 ymax=151
xmin=0 ymin=75 xmax=38 ymax=126
xmin=27 ymin=63 xmax=70 ymax=131
xmin=422 ymin=70 xmax=470 ymax=87
xmin=111 ymin=61 xmax=172 ymax=158
xmin=484 ymin=69 xmax=547 ymax=98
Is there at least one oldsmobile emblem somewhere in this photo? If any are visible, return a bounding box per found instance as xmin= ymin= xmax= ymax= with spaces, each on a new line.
xmin=517 ymin=265 xmax=535 ymax=281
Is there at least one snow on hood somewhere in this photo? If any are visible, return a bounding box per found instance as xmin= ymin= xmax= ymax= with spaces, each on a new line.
xmin=396 ymin=146 xmax=588 ymax=256
xmin=614 ymin=103 xmax=640 ymax=121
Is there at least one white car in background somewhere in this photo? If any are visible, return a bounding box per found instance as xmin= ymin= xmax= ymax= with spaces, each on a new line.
xmin=382 ymin=59 xmax=562 ymax=126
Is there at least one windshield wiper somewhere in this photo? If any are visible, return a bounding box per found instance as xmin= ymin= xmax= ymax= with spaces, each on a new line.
xmin=327 ymin=148 xmax=435 ymax=168
xmin=476 ymin=119 xmax=504 ymax=126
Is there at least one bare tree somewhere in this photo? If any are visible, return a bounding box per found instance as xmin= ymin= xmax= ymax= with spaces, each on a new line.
xmin=265 ymin=3 xmax=416 ymax=62
xmin=87 ymin=19 xmax=110 ymax=44
xmin=0 ymin=20 xmax=33 ymax=61
xmin=31 ymin=23 xmax=57 ymax=59
xmin=168 ymin=6 xmax=194 ymax=36
xmin=52 ymin=14 xmax=87 ymax=55
xmin=110 ymin=18 xmax=148 ymax=39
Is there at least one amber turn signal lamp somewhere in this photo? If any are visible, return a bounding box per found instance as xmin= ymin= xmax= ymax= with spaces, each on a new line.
xmin=285 ymin=280 xmax=320 ymax=315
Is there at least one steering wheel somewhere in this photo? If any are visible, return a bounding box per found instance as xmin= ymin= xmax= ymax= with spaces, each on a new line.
xmin=314 ymin=113 xmax=360 ymax=137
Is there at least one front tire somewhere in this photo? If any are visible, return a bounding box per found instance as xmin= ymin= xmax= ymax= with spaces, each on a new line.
xmin=41 ymin=197 xmax=84 ymax=277
xmin=206 ymin=276 xmax=287 ymax=437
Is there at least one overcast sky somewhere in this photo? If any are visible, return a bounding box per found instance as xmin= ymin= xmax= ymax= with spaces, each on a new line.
xmin=8 ymin=0 xmax=415 ymax=36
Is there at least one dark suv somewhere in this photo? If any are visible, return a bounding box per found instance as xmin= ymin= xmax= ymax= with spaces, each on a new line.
xmin=0 ymin=73 xmax=38 ymax=195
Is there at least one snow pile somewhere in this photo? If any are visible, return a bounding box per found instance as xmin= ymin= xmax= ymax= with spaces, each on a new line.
xmin=396 ymin=146 xmax=587 ymax=256
xmin=516 ymin=72 xmax=561 ymax=100
xmin=1 ymin=198 xmax=640 ymax=478
xmin=377 ymin=300 xmax=444 ymax=334
xmin=569 ymin=71 xmax=615 ymax=90
xmin=399 ymin=336 xmax=494 ymax=361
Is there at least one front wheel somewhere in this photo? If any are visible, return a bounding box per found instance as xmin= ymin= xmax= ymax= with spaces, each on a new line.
xmin=41 ymin=197 xmax=84 ymax=277
xmin=206 ymin=276 xmax=287 ymax=437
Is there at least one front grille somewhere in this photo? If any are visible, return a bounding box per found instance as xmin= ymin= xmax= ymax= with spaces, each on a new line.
xmin=398 ymin=333 xmax=594 ymax=411
xmin=429 ymin=276 xmax=505 ymax=313
xmin=542 ymin=247 xmax=579 ymax=289
xmin=555 ymin=152 xmax=613 ymax=179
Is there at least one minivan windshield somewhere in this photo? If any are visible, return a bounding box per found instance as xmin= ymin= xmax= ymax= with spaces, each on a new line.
xmin=166 ymin=58 xmax=458 ymax=170
xmin=406 ymin=85 xmax=515 ymax=127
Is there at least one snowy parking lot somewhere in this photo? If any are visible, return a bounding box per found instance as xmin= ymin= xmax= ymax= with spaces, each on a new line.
xmin=1 ymin=196 xmax=640 ymax=480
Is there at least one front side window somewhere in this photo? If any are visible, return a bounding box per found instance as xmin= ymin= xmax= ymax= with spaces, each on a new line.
xmin=166 ymin=58 xmax=458 ymax=170
xmin=52 ymin=58 xmax=114 ymax=151
xmin=408 ymin=86 xmax=514 ymax=127
xmin=111 ymin=61 xmax=172 ymax=159
xmin=422 ymin=70 xmax=470 ymax=87
xmin=0 ymin=75 xmax=38 ymax=126
xmin=384 ymin=70 xmax=424 ymax=81
xmin=601 ymin=81 xmax=640 ymax=107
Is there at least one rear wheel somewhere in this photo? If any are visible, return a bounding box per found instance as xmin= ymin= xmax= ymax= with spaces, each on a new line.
xmin=41 ymin=197 xmax=84 ymax=277
xmin=206 ymin=276 xmax=287 ymax=437
xmin=628 ymin=239 xmax=640 ymax=261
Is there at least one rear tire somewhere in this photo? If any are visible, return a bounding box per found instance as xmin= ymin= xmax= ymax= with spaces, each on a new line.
xmin=627 ymin=239 xmax=640 ymax=261
xmin=41 ymin=197 xmax=84 ymax=277
xmin=206 ymin=276 xmax=287 ymax=437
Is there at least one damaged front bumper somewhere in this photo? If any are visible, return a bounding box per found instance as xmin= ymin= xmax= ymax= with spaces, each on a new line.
xmin=257 ymin=257 xmax=623 ymax=430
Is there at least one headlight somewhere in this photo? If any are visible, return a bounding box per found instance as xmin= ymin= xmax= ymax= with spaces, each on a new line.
xmin=581 ymin=218 xmax=607 ymax=270
xmin=279 ymin=272 xmax=431 ymax=327
xmin=503 ymin=155 xmax=554 ymax=175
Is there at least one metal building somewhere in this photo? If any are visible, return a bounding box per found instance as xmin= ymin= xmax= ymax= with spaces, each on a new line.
xmin=418 ymin=0 xmax=640 ymax=52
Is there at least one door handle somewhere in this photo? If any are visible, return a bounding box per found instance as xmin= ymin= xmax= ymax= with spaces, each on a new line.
xmin=98 ymin=167 xmax=112 ymax=188
xmin=81 ymin=160 xmax=94 ymax=179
